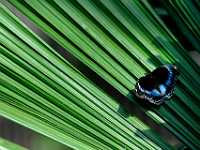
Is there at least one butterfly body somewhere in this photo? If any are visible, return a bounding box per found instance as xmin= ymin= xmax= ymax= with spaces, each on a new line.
xmin=134 ymin=64 xmax=179 ymax=105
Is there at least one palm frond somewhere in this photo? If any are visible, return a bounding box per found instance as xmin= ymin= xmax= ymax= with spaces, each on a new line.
xmin=1 ymin=2 xmax=173 ymax=149
xmin=0 ymin=138 xmax=28 ymax=150
xmin=1 ymin=0 xmax=200 ymax=149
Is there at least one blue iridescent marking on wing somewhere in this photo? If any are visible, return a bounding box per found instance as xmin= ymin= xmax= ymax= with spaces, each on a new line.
xmin=159 ymin=84 xmax=167 ymax=95
xmin=165 ymin=65 xmax=176 ymax=87
xmin=151 ymin=89 xmax=160 ymax=97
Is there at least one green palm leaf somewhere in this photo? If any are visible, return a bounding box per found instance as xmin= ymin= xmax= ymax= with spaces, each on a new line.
xmin=0 ymin=138 xmax=28 ymax=150
xmin=1 ymin=0 xmax=200 ymax=149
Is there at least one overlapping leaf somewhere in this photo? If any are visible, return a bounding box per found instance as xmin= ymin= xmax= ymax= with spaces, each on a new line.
xmin=161 ymin=0 xmax=200 ymax=53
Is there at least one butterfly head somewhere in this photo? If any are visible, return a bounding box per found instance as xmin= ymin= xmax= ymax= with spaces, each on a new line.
xmin=171 ymin=64 xmax=180 ymax=76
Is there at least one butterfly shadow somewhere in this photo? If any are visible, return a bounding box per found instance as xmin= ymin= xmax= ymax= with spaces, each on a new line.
xmin=117 ymin=92 xmax=186 ymax=149
xmin=134 ymin=122 xmax=186 ymax=150
xmin=117 ymin=91 xmax=162 ymax=119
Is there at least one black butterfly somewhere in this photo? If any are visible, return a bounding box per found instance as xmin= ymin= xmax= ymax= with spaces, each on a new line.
xmin=134 ymin=64 xmax=180 ymax=105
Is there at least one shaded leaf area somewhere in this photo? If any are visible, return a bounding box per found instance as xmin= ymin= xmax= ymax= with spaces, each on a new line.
xmin=0 ymin=137 xmax=28 ymax=150
xmin=0 ymin=116 xmax=73 ymax=150
xmin=161 ymin=0 xmax=200 ymax=53
xmin=0 ymin=3 xmax=173 ymax=150
xmin=1 ymin=0 xmax=200 ymax=149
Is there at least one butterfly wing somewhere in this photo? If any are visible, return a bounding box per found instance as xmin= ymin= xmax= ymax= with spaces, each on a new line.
xmin=135 ymin=64 xmax=179 ymax=105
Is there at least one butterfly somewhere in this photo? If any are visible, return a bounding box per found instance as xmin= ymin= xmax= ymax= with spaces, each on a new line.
xmin=134 ymin=64 xmax=180 ymax=105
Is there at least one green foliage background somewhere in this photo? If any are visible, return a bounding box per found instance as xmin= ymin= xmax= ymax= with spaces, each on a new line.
xmin=1 ymin=0 xmax=200 ymax=150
